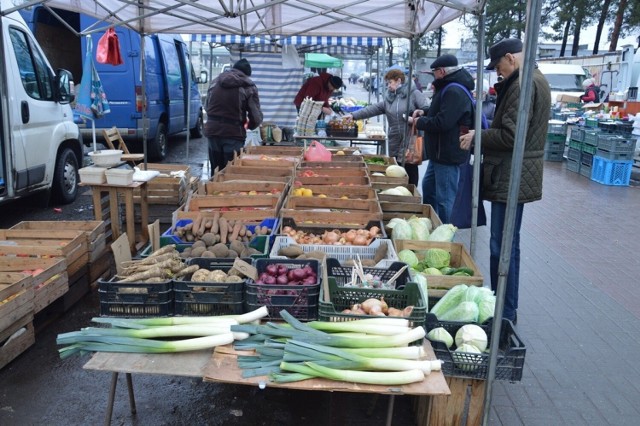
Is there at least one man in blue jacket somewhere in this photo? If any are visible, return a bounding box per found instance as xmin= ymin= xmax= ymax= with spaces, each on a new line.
xmin=411 ymin=54 xmax=475 ymax=223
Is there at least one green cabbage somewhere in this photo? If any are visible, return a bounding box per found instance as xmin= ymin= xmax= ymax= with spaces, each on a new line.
xmin=427 ymin=327 xmax=453 ymax=348
xmin=423 ymin=267 xmax=443 ymax=275
xmin=430 ymin=284 xmax=468 ymax=317
xmin=409 ymin=216 xmax=433 ymax=233
xmin=398 ymin=249 xmax=419 ymax=268
xmin=477 ymin=298 xmax=496 ymax=324
xmin=424 ymin=248 xmax=451 ymax=269
xmin=463 ymin=286 xmax=481 ymax=302
xmin=439 ymin=301 xmax=479 ymax=322
xmin=408 ymin=218 xmax=430 ymax=241
xmin=391 ymin=220 xmax=413 ymax=241
xmin=428 ymin=224 xmax=457 ymax=242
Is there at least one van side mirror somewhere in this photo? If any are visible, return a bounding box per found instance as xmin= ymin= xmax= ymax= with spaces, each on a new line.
xmin=55 ymin=69 xmax=75 ymax=104
xmin=197 ymin=70 xmax=208 ymax=84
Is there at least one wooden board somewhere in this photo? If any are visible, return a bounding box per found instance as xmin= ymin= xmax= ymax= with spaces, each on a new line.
xmin=0 ymin=316 xmax=35 ymax=370
xmin=203 ymin=343 xmax=450 ymax=396
xmin=34 ymin=272 xmax=69 ymax=313
xmin=214 ymin=172 xmax=292 ymax=184
xmin=244 ymin=146 xmax=304 ymax=156
xmin=231 ymin=157 xmax=300 ymax=168
xmin=300 ymin=161 xmax=366 ymax=169
xmin=297 ymin=167 xmax=369 ymax=177
xmin=285 ymin=196 xmax=382 ymax=216
xmin=373 ymin=183 xmax=422 ymax=204
xmin=0 ymin=231 xmax=87 ymax=265
xmin=288 ymin=185 xmax=375 ymax=200
xmin=393 ymin=241 xmax=484 ymax=296
xmin=279 ymin=209 xmax=383 ymax=227
xmin=84 ymin=349 xmax=213 ymax=377
xmin=224 ymin=164 xmax=295 ymax=177
xmin=381 ymin=203 xmax=443 ymax=229
xmin=368 ymin=173 xmax=409 ymax=186
xmin=9 ymin=220 xmax=106 ymax=243
xmin=424 ymin=377 xmax=486 ymax=426
xmin=204 ymin=181 xmax=288 ymax=197
xmin=189 ymin=194 xmax=282 ymax=211
xmin=0 ymin=273 xmax=34 ymax=332
xmin=295 ymin=175 xmax=370 ymax=186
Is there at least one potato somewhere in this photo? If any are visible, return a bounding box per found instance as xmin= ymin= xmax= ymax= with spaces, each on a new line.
xmin=278 ymin=245 xmax=304 ymax=258
xmin=211 ymin=243 xmax=229 ymax=257
xmin=240 ymin=247 xmax=261 ymax=257
xmin=229 ymin=240 xmax=245 ymax=256
xmin=190 ymin=246 xmax=206 ymax=257
xmin=226 ymin=249 xmax=239 ymax=258
xmin=192 ymin=240 xmax=206 ymax=249
xmin=304 ymin=251 xmax=327 ymax=260
xmin=201 ymin=233 xmax=216 ymax=247
xmin=201 ymin=250 xmax=215 ymax=258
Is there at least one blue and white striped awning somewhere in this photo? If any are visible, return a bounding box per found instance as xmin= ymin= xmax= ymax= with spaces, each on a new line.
xmin=191 ymin=34 xmax=383 ymax=47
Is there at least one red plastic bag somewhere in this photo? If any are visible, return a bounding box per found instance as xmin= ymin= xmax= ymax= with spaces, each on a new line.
xmin=96 ymin=28 xmax=124 ymax=66
xmin=304 ymin=141 xmax=332 ymax=162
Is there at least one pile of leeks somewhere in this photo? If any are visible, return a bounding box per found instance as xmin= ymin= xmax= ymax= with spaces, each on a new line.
xmin=56 ymin=306 xmax=269 ymax=358
xmin=231 ymin=310 xmax=440 ymax=385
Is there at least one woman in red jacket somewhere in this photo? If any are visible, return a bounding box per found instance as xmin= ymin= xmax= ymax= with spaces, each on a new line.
xmin=580 ymin=78 xmax=600 ymax=103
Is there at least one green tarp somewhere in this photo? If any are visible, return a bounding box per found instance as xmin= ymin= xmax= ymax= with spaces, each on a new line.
xmin=304 ymin=53 xmax=343 ymax=68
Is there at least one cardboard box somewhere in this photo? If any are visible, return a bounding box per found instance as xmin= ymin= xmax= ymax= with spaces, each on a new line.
xmin=557 ymin=94 xmax=581 ymax=103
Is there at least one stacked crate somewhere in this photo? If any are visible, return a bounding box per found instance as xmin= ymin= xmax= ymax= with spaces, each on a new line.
xmin=590 ymin=123 xmax=637 ymax=186
xmin=544 ymin=121 xmax=566 ymax=162
xmin=566 ymin=126 xmax=584 ymax=173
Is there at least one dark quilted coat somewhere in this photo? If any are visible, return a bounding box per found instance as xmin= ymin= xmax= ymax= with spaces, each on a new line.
xmin=480 ymin=68 xmax=551 ymax=203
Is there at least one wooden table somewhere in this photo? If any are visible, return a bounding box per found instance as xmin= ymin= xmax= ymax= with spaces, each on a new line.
xmin=84 ymin=343 xmax=449 ymax=426
xmin=294 ymin=134 xmax=387 ymax=155
xmin=83 ymin=181 xmax=149 ymax=253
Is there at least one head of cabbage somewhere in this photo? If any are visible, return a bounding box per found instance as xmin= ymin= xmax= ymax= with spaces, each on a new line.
xmin=391 ymin=220 xmax=413 ymax=241
xmin=398 ymin=249 xmax=419 ymax=268
xmin=424 ymin=248 xmax=451 ymax=269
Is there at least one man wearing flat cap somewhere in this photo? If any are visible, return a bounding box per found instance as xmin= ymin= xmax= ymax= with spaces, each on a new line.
xmin=294 ymin=72 xmax=343 ymax=116
xmin=459 ymin=38 xmax=551 ymax=324
xmin=204 ymin=58 xmax=263 ymax=177
xmin=411 ymin=53 xmax=475 ymax=223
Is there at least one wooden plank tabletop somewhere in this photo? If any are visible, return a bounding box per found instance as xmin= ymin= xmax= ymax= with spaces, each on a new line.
xmin=84 ymin=349 xmax=212 ymax=378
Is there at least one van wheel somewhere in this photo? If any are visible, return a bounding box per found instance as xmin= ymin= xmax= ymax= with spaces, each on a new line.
xmin=52 ymin=148 xmax=79 ymax=204
xmin=190 ymin=113 xmax=204 ymax=138
xmin=149 ymin=122 xmax=167 ymax=160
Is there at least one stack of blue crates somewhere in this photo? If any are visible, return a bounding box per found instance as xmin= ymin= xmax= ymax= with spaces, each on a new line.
xmin=544 ymin=121 xmax=566 ymax=162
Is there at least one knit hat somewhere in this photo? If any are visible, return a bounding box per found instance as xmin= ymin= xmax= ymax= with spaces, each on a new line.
xmin=430 ymin=54 xmax=458 ymax=70
xmin=582 ymin=78 xmax=594 ymax=89
xmin=233 ymin=59 xmax=252 ymax=76
xmin=486 ymin=38 xmax=523 ymax=70
xmin=329 ymin=75 xmax=343 ymax=89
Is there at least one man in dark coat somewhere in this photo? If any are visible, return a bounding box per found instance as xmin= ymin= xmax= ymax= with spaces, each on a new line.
xmin=204 ymin=58 xmax=263 ymax=177
xmin=411 ymin=54 xmax=475 ymax=223
xmin=293 ymin=72 xmax=342 ymax=116
xmin=459 ymin=38 xmax=551 ymax=323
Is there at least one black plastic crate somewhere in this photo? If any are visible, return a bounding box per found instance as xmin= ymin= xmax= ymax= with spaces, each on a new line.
xmin=174 ymin=261 xmax=246 ymax=316
xmin=425 ymin=314 xmax=526 ymax=381
xmin=245 ymin=258 xmax=321 ymax=321
xmin=318 ymin=278 xmax=427 ymax=331
xmin=98 ymin=278 xmax=173 ymax=317
xmin=326 ymin=125 xmax=357 ymax=138
xmin=325 ymin=258 xmax=409 ymax=289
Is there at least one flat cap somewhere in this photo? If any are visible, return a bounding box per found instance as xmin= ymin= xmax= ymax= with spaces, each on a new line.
xmin=430 ymin=54 xmax=458 ymax=69
xmin=486 ymin=38 xmax=523 ymax=70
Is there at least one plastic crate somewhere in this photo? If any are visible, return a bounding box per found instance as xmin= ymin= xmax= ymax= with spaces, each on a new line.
xmin=590 ymin=157 xmax=633 ymax=186
xmin=425 ymin=315 xmax=526 ymax=381
xmin=245 ymin=259 xmax=321 ymax=321
xmin=565 ymin=159 xmax=581 ymax=173
xmin=580 ymin=143 xmax=597 ymax=155
xmin=585 ymin=117 xmax=599 ymax=128
xmin=318 ymin=278 xmax=427 ymax=331
xmin=544 ymin=139 xmax=564 ymax=151
xmin=615 ymin=122 xmax=633 ymax=135
xmin=326 ymin=126 xmax=358 ymax=138
xmin=270 ymin=236 xmax=398 ymax=267
xmin=547 ymin=122 xmax=566 ymax=135
xmin=580 ymin=152 xmax=593 ymax=167
xmin=98 ymin=278 xmax=172 ymax=317
xmin=279 ymin=217 xmax=387 ymax=239
xmin=583 ymin=129 xmax=601 ymax=146
xmin=579 ymin=164 xmax=592 ymax=178
xmin=174 ymin=262 xmax=245 ymax=316
xmin=596 ymin=135 xmax=636 ymax=153
xmin=567 ymin=147 xmax=582 ymax=162
xmin=325 ymin=258 xmax=410 ymax=289
xmin=544 ymin=150 xmax=563 ymax=162
xmin=568 ymin=139 xmax=583 ymax=150
xmin=598 ymin=121 xmax=618 ymax=133
xmin=595 ymin=149 xmax=633 ymax=161
xmin=569 ymin=127 xmax=584 ymax=142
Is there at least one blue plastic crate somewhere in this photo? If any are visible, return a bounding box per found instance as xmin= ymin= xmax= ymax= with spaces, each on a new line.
xmin=590 ymin=156 xmax=633 ymax=186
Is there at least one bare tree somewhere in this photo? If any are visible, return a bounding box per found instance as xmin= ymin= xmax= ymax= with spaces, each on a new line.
xmin=593 ymin=0 xmax=613 ymax=54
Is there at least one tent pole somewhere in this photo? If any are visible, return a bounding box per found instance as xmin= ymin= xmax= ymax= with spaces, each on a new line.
xmin=186 ymin=41 xmax=192 ymax=164
xmin=482 ymin=0 xmax=544 ymax=424
xmin=139 ymin=10 xmax=148 ymax=168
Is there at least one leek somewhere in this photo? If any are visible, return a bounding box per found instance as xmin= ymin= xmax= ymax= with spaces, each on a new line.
xmin=280 ymin=361 xmax=425 ymax=385
xmin=302 ymin=326 xmax=425 ymax=348
xmin=92 ymin=306 xmax=269 ymax=327
xmin=305 ymin=321 xmax=410 ymax=336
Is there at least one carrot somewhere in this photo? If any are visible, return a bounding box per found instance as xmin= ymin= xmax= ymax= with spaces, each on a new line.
xmin=238 ymin=224 xmax=247 ymax=237
xmin=192 ymin=214 xmax=202 ymax=236
xmin=230 ymin=221 xmax=243 ymax=242
xmin=219 ymin=217 xmax=228 ymax=244
xmin=197 ymin=215 xmax=208 ymax=237
xmin=211 ymin=212 xmax=220 ymax=235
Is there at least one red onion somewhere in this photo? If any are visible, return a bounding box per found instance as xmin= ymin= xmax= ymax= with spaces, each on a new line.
xmin=276 ymin=264 xmax=289 ymax=276
xmin=302 ymin=275 xmax=317 ymax=285
xmin=302 ymin=265 xmax=314 ymax=277
xmin=265 ymin=264 xmax=278 ymax=276
xmin=263 ymin=275 xmax=276 ymax=285
xmin=290 ymin=268 xmax=307 ymax=280
xmin=276 ymin=274 xmax=289 ymax=285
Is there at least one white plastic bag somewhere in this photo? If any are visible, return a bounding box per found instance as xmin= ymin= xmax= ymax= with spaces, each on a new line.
xmin=245 ymin=129 xmax=262 ymax=147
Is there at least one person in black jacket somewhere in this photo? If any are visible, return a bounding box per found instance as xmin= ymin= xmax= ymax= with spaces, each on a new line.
xmin=411 ymin=54 xmax=475 ymax=223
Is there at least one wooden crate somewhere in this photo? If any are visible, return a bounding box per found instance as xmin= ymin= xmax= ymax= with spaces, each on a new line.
xmin=134 ymin=163 xmax=192 ymax=205
xmin=232 ymin=155 xmax=300 ymax=168
xmin=288 ymin=185 xmax=377 ymax=200
xmin=363 ymin=155 xmax=398 ymax=173
xmin=0 ymin=273 xmax=34 ymax=332
xmin=0 ymin=230 xmax=88 ymax=266
xmin=223 ymin=164 xmax=295 ymax=178
xmin=10 ymin=220 xmax=107 ymax=262
xmin=284 ymin=196 xmax=382 ymax=219
xmin=279 ymin=209 xmax=383 ymax=228
xmin=394 ymin=240 xmax=484 ymax=297
xmin=204 ymin=181 xmax=288 ymax=197
xmin=296 ymin=167 xmax=368 ymax=177
xmin=214 ymin=172 xmax=293 ymax=184
xmin=295 ymin=175 xmax=370 ymax=186
xmin=299 ymin=161 xmax=366 ymax=169
xmin=381 ymin=203 xmax=443 ymax=228
xmin=0 ymin=257 xmax=68 ymax=313
xmin=368 ymin=172 xmax=409 ymax=185
xmin=373 ymin=183 xmax=421 ymax=204
xmin=244 ymin=145 xmax=304 ymax=156
xmin=416 ymin=377 xmax=485 ymax=426
xmin=188 ymin=193 xmax=283 ymax=215
xmin=0 ymin=315 xmax=34 ymax=370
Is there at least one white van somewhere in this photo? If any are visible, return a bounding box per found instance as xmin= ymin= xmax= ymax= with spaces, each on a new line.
xmin=0 ymin=4 xmax=82 ymax=205
xmin=537 ymin=63 xmax=589 ymax=104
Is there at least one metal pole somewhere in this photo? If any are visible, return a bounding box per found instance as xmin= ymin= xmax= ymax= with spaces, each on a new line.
xmin=481 ymin=0 xmax=544 ymax=424
xmin=470 ymin=13 xmax=487 ymax=258
xmin=138 ymin=3 xmax=148 ymax=168
xmin=186 ymin=40 xmax=192 ymax=164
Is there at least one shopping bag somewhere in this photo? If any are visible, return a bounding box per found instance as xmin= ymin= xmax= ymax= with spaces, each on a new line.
xmin=90 ymin=62 xmax=111 ymax=118
xmin=96 ymin=28 xmax=124 ymax=65
xmin=304 ymin=140 xmax=332 ymax=162
xmin=404 ymin=121 xmax=423 ymax=165
xmin=450 ymin=154 xmax=486 ymax=229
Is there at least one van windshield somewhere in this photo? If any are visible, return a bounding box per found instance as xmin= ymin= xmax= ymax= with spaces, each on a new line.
xmin=544 ymin=74 xmax=584 ymax=91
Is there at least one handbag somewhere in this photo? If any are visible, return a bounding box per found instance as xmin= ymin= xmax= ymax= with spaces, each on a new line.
xmin=404 ymin=121 xmax=423 ymax=165
xmin=96 ymin=28 xmax=124 ymax=66
xmin=450 ymin=153 xmax=486 ymax=229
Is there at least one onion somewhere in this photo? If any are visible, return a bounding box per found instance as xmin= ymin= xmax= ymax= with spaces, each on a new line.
xmin=290 ymin=268 xmax=307 ymax=281
xmin=361 ymin=298 xmax=384 ymax=314
xmin=263 ymin=275 xmax=277 ymax=285
xmin=276 ymin=274 xmax=289 ymax=285
xmin=282 ymin=226 xmax=293 ymax=234
xmin=402 ymin=306 xmax=414 ymax=317
xmin=344 ymin=230 xmax=357 ymax=243
xmin=276 ymin=264 xmax=288 ymax=276
xmin=302 ymin=265 xmax=314 ymax=276
xmin=302 ymin=275 xmax=317 ymax=285
xmin=369 ymin=226 xmax=380 ymax=237
xmin=265 ymin=264 xmax=278 ymax=276
xmin=379 ymin=296 xmax=388 ymax=314
xmin=323 ymin=231 xmax=340 ymax=244
xmin=352 ymin=235 xmax=368 ymax=246
xmin=387 ymin=307 xmax=403 ymax=317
